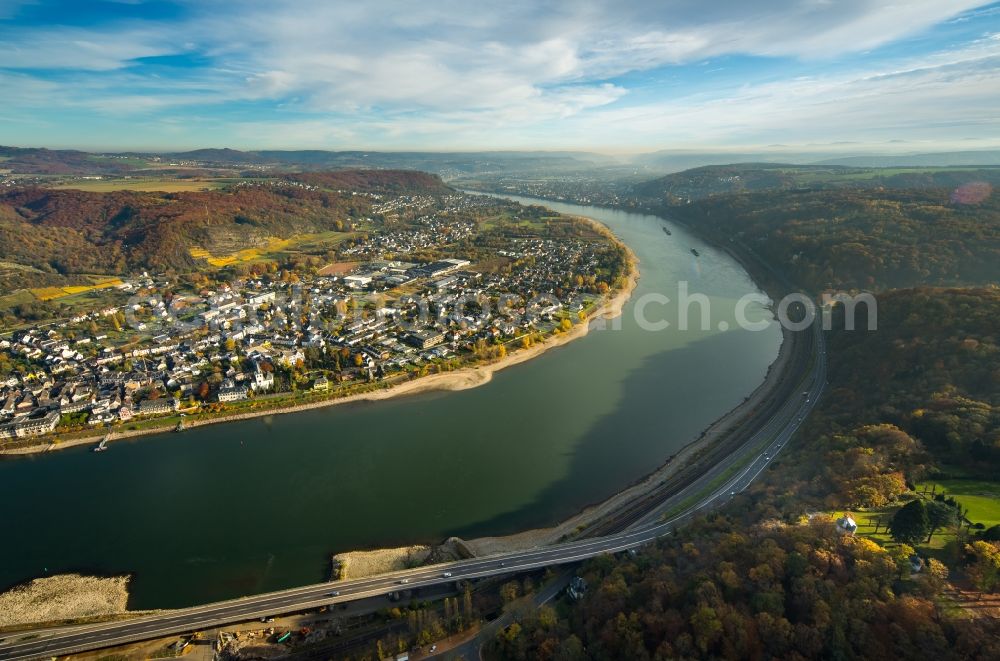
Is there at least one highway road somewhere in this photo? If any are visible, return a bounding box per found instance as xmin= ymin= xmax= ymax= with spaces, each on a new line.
xmin=0 ymin=329 xmax=826 ymax=661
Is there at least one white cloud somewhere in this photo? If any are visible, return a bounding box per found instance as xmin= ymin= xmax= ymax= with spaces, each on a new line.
xmin=0 ymin=0 xmax=997 ymax=149
xmin=562 ymin=49 xmax=1000 ymax=150
xmin=0 ymin=25 xmax=174 ymax=70
xmin=188 ymin=0 xmax=990 ymax=112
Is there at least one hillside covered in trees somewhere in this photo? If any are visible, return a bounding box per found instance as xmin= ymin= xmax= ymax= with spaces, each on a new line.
xmin=0 ymin=186 xmax=362 ymax=277
xmin=758 ymin=286 xmax=1000 ymax=516
xmin=633 ymin=163 xmax=1000 ymax=203
xmin=666 ymin=187 xmax=1000 ymax=291
xmin=0 ymin=170 xmax=447 ymax=282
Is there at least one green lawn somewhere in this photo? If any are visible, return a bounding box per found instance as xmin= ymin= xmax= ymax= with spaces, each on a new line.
xmin=821 ymin=506 xmax=951 ymax=551
xmin=843 ymin=510 xmax=894 ymax=544
xmin=917 ymin=479 xmax=1000 ymax=528
xmin=0 ymin=288 xmax=35 ymax=311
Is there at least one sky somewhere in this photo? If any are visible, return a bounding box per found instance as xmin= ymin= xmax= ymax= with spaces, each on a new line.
xmin=1 ymin=0 xmax=999 ymax=153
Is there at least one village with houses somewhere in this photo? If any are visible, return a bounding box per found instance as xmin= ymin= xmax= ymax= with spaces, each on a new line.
xmin=0 ymin=190 xmax=630 ymax=448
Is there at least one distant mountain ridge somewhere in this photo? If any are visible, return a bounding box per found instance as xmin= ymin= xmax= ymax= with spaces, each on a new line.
xmin=5 ymin=144 xmax=999 ymax=178
xmin=630 ymin=162 xmax=1000 ymax=202
xmin=632 ymin=149 xmax=1000 ymax=172
xmin=0 ymin=145 xmax=614 ymax=176
xmin=814 ymin=151 xmax=1000 ymax=167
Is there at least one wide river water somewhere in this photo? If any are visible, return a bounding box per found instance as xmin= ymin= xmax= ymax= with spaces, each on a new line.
xmin=0 ymin=197 xmax=781 ymax=609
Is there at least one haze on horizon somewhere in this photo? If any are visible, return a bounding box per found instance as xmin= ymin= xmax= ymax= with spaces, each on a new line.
xmin=1 ymin=0 xmax=999 ymax=154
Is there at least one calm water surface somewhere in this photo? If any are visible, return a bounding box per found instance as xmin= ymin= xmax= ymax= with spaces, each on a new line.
xmin=0 ymin=197 xmax=780 ymax=608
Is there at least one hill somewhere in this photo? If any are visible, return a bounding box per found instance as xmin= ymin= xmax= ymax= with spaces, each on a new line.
xmin=0 ymin=146 xmax=140 ymax=176
xmin=800 ymin=287 xmax=1000 ymax=504
xmin=628 ymin=149 xmax=1000 ymax=172
xmin=631 ymin=163 xmax=810 ymax=200
xmin=632 ymin=163 xmax=1000 ymax=202
xmin=817 ymin=150 xmax=1000 ymax=168
xmin=284 ymin=169 xmax=450 ymax=193
xmin=0 ymin=145 xmax=613 ymax=177
xmin=666 ymin=187 xmax=1000 ymax=291
xmin=0 ymin=170 xmax=446 ymax=280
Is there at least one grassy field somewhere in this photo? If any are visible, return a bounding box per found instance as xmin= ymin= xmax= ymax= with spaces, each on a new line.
xmin=917 ymin=479 xmax=1000 ymax=528
xmin=835 ymin=510 xmax=895 ymax=545
xmin=820 ymin=506 xmax=961 ymax=552
xmin=822 ymin=481 xmax=1000 ymax=554
xmin=287 ymin=230 xmax=362 ymax=252
xmin=478 ymin=210 xmax=551 ymax=232
xmin=0 ymin=289 xmax=36 ymax=311
xmin=51 ymin=177 xmax=226 ymax=192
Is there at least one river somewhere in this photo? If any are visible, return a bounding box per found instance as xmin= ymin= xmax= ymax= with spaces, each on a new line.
xmin=0 ymin=197 xmax=781 ymax=609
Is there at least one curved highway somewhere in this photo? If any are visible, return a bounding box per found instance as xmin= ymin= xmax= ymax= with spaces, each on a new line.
xmin=0 ymin=321 xmax=825 ymax=661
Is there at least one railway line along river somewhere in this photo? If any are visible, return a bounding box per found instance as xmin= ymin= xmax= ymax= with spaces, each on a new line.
xmin=0 ymin=196 xmax=781 ymax=610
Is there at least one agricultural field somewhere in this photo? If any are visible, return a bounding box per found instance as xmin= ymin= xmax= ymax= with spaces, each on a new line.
xmin=479 ymin=210 xmax=553 ymax=232
xmin=189 ymin=237 xmax=294 ymax=267
xmin=30 ymin=276 xmax=125 ymax=301
xmin=190 ymin=231 xmax=359 ymax=268
xmin=50 ymin=177 xmax=227 ymax=192
xmin=316 ymin=261 xmax=362 ymax=276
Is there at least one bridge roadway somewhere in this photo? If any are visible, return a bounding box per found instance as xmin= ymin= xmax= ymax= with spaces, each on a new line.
xmin=0 ymin=330 xmax=826 ymax=661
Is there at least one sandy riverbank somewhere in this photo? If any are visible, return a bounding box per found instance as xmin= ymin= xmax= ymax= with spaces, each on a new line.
xmin=0 ymin=574 xmax=136 ymax=627
xmin=1 ymin=227 xmax=639 ymax=457
xmin=331 ymin=537 xmax=477 ymax=580
xmin=333 ymin=545 xmax=432 ymax=580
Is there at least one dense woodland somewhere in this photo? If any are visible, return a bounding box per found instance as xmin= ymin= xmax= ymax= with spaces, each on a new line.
xmin=633 ymin=163 xmax=1000 ymax=203
xmin=822 ymin=288 xmax=999 ymax=472
xmin=488 ymin=514 xmax=1000 ymax=661
xmin=665 ymin=187 xmax=1000 ymax=291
